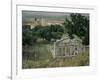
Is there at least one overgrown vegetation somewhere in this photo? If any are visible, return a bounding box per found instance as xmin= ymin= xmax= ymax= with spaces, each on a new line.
xmin=22 ymin=24 xmax=64 ymax=46
xmin=22 ymin=13 xmax=89 ymax=68
xmin=22 ymin=43 xmax=89 ymax=68
xmin=63 ymin=13 xmax=89 ymax=45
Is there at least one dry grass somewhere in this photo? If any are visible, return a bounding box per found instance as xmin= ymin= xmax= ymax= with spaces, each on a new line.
xmin=22 ymin=43 xmax=89 ymax=69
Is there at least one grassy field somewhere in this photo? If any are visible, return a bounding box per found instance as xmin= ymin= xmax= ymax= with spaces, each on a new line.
xmin=22 ymin=43 xmax=89 ymax=69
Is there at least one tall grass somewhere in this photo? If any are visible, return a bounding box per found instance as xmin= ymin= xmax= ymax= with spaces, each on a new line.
xmin=22 ymin=43 xmax=89 ymax=69
xmin=22 ymin=43 xmax=53 ymax=68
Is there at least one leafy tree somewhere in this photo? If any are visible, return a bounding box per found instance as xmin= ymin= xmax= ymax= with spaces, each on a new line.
xmin=63 ymin=13 xmax=89 ymax=45
xmin=22 ymin=25 xmax=39 ymax=45
xmin=51 ymin=32 xmax=63 ymax=41
xmin=49 ymin=25 xmax=64 ymax=41
xmin=50 ymin=24 xmax=64 ymax=33
xmin=22 ymin=24 xmax=64 ymax=45
xmin=38 ymin=26 xmax=51 ymax=41
xmin=22 ymin=27 xmax=33 ymax=45
xmin=33 ymin=25 xmax=64 ymax=41
xmin=32 ymin=25 xmax=42 ymax=32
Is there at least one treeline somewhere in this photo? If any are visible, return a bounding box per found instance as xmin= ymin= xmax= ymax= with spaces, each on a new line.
xmin=22 ymin=25 xmax=64 ymax=45
xmin=23 ymin=13 xmax=89 ymax=46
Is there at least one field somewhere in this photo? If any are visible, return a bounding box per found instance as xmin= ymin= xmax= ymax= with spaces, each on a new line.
xmin=22 ymin=42 xmax=89 ymax=69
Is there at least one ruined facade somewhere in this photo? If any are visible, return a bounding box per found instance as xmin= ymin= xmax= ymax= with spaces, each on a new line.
xmin=50 ymin=35 xmax=89 ymax=58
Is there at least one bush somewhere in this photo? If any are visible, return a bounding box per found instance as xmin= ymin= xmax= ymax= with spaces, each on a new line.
xmin=22 ymin=28 xmax=33 ymax=45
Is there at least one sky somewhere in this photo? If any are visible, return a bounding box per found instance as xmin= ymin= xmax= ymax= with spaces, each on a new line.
xmin=22 ymin=11 xmax=89 ymax=23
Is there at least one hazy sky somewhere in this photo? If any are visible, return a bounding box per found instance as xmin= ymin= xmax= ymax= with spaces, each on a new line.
xmin=22 ymin=11 xmax=89 ymax=23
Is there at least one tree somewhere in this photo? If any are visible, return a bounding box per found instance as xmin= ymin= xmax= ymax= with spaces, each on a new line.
xmin=22 ymin=24 xmax=64 ymax=45
xmin=22 ymin=25 xmax=39 ymax=46
xmin=33 ymin=25 xmax=64 ymax=42
xmin=22 ymin=27 xmax=33 ymax=45
xmin=49 ymin=25 xmax=64 ymax=41
xmin=51 ymin=32 xmax=63 ymax=41
xmin=40 ymin=26 xmax=51 ymax=41
xmin=63 ymin=13 xmax=89 ymax=45
xmin=50 ymin=24 xmax=64 ymax=33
